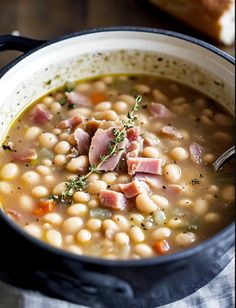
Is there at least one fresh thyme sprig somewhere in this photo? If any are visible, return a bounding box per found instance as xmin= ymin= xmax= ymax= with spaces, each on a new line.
xmin=50 ymin=95 xmax=142 ymax=204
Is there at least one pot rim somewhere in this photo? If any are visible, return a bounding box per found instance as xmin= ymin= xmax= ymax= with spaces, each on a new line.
xmin=0 ymin=26 xmax=235 ymax=267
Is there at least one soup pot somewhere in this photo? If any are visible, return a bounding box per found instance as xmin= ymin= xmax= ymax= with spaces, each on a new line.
xmin=0 ymin=28 xmax=235 ymax=308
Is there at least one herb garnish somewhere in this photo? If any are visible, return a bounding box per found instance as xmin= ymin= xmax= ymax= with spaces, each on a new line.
xmin=51 ymin=95 xmax=142 ymax=204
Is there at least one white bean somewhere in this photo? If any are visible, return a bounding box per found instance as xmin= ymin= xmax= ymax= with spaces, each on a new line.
xmin=151 ymin=195 xmax=169 ymax=209
xmin=21 ymin=171 xmax=40 ymax=185
xmin=19 ymin=195 xmax=35 ymax=212
xmin=0 ymin=181 xmax=13 ymax=194
xmin=0 ymin=163 xmax=19 ymax=180
xmin=46 ymin=230 xmax=62 ymax=247
xmin=54 ymin=141 xmax=71 ymax=154
xmin=39 ymin=133 xmax=58 ymax=149
xmin=222 ymin=185 xmax=235 ymax=202
xmin=169 ymin=147 xmax=188 ymax=161
xmin=73 ymin=192 xmax=90 ymax=203
xmin=43 ymin=213 xmax=62 ymax=225
xmin=86 ymin=218 xmax=102 ymax=231
xmin=94 ymin=101 xmax=112 ymax=111
xmin=25 ymin=126 xmax=42 ymax=140
xmin=36 ymin=165 xmax=51 ymax=175
xmin=53 ymin=182 xmax=66 ymax=195
xmin=136 ymin=194 xmax=158 ymax=213
xmin=134 ymin=244 xmax=153 ymax=258
xmin=24 ymin=224 xmax=42 ymax=239
xmin=87 ymin=180 xmax=107 ymax=195
xmin=115 ymin=232 xmax=130 ymax=246
xmin=129 ymin=226 xmax=145 ymax=242
xmin=31 ymin=186 xmax=49 ymax=198
xmin=143 ymin=147 xmax=160 ymax=158
xmin=76 ymin=229 xmax=91 ymax=243
xmin=63 ymin=217 xmax=83 ymax=234
xmin=151 ymin=227 xmax=171 ymax=240
xmin=175 ymin=232 xmax=195 ymax=247
xmin=66 ymin=156 xmax=89 ymax=172
xmin=67 ymin=203 xmax=88 ymax=217
xmin=164 ymin=164 xmax=181 ymax=183
xmin=54 ymin=154 xmax=67 ymax=167
xmin=193 ymin=198 xmax=208 ymax=216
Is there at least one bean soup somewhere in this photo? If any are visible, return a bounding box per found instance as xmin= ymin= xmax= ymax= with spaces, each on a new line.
xmin=0 ymin=75 xmax=234 ymax=260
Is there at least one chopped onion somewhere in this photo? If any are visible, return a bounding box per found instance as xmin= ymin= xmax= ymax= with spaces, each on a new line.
xmin=38 ymin=148 xmax=54 ymax=160
xmin=89 ymin=208 xmax=112 ymax=220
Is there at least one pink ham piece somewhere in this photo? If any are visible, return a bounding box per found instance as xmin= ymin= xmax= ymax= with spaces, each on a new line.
xmin=99 ymin=190 xmax=127 ymax=210
xmin=74 ymin=128 xmax=90 ymax=155
xmin=165 ymin=184 xmax=183 ymax=196
xmin=120 ymin=180 xmax=149 ymax=198
xmin=31 ymin=104 xmax=53 ymax=124
xmin=126 ymin=136 xmax=143 ymax=158
xmin=134 ymin=173 xmax=164 ymax=189
xmin=127 ymin=157 xmax=162 ymax=175
xmin=127 ymin=127 xmax=140 ymax=142
xmin=159 ymin=126 xmax=183 ymax=139
xmin=189 ymin=142 xmax=203 ymax=164
xmin=12 ymin=149 xmax=37 ymax=162
xmin=58 ymin=115 xmax=84 ymax=129
xmin=66 ymin=91 xmax=91 ymax=107
xmin=6 ymin=209 xmax=21 ymax=221
xmin=149 ymin=103 xmax=173 ymax=118
xmin=89 ymin=128 xmax=127 ymax=172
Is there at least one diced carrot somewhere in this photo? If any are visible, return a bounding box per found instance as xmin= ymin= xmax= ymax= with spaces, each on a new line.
xmin=91 ymin=93 xmax=107 ymax=105
xmin=153 ymin=240 xmax=170 ymax=255
xmin=34 ymin=199 xmax=55 ymax=216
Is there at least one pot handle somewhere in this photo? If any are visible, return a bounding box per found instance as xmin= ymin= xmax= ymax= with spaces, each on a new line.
xmin=0 ymin=35 xmax=45 ymax=53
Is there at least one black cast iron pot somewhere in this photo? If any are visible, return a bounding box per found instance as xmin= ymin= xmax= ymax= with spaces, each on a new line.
xmin=0 ymin=28 xmax=235 ymax=308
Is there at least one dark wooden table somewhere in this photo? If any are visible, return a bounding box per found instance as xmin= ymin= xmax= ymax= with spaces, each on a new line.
xmin=0 ymin=0 xmax=234 ymax=69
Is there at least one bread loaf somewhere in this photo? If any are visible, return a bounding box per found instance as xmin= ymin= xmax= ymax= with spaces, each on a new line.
xmin=149 ymin=0 xmax=235 ymax=45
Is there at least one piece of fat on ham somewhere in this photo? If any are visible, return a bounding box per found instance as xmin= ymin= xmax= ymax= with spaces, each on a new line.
xmin=159 ymin=126 xmax=183 ymax=139
xmin=66 ymin=91 xmax=91 ymax=107
xmin=58 ymin=115 xmax=84 ymax=129
xmin=31 ymin=104 xmax=53 ymax=125
xmin=120 ymin=180 xmax=149 ymax=198
xmin=12 ymin=149 xmax=37 ymax=162
xmin=74 ymin=128 xmax=91 ymax=155
xmin=149 ymin=102 xmax=173 ymax=118
xmin=189 ymin=142 xmax=203 ymax=164
xmin=99 ymin=190 xmax=127 ymax=210
xmin=89 ymin=128 xmax=127 ymax=172
xmin=127 ymin=157 xmax=162 ymax=175
xmin=134 ymin=173 xmax=164 ymax=189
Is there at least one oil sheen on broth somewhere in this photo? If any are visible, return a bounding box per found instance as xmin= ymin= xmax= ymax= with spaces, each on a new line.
xmin=0 ymin=75 xmax=234 ymax=260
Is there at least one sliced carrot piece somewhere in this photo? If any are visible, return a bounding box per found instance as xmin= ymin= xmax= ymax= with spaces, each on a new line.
xmin=91 ymin=93 xmax=107 ymax=105
xmin=153 ymin=240 xmax=170 ymax=255
xmin=34 ymin=199 xmax=55 ymax=216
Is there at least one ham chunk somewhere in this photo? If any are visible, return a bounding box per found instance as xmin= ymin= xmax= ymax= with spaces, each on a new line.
xmin=58 ymin=115 xmax=84 ymax=129
xmin=31 ymin=104 xmax=53 ymax=124
xmin=126 ymin=136 xmax=144 ymax=158
xmin=134 ymin=173 xmax=164 ymax=189
xmin=66 ymin=91 xmax=91 ymax=107
xmin=159 ymin=126 xmax=183 ymax=139
xmin=127 ymin=127 xmax=140 ymax=142
xmin=74 ymin=128 xmax=90 ymax=155
xmin=120 ymin=180 xmax=149 ymax=198
xmin=127 ymin=157 xmax=162 ymax=175
xmin=99 ymin=190 xmax=127 ymax=210
xmin=89 ymin=128 xmax=127 ymax=172
xmin=189 ymin=142 xmax=203 ymax=164
xmin=12 ymin=149 xmax=37 ymax=162
xmin=149 ymin=103 xmax=173 ymax=118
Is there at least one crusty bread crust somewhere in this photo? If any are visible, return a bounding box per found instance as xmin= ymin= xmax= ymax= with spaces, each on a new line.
xmin=201 ymin=0 xmax=233 ymax=18
xmin=149 ymin=0 xmax=235 ymax=45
